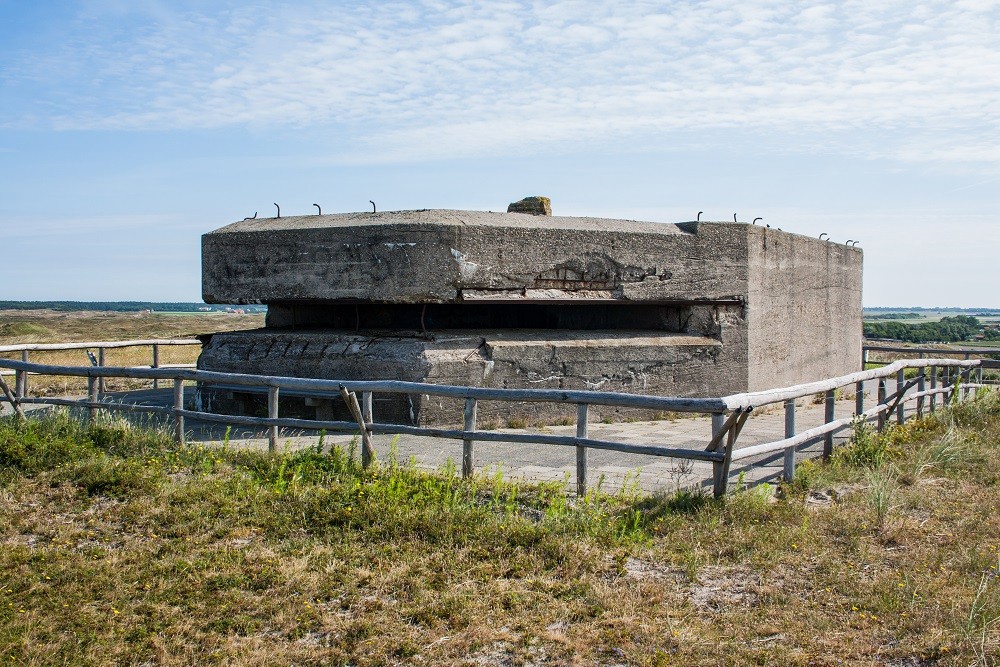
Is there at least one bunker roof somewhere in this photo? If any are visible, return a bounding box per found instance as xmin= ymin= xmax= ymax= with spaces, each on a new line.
xmin=210 ymin=209 xmax=697 ymax=236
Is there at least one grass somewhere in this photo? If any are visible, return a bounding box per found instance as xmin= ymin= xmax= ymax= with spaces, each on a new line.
xmin=0 ymin=390 xmax=997 ymax=665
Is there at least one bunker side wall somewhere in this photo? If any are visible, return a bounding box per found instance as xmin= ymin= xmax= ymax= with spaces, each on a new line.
xmin=744 ymin=228 xmax=863 ymax=392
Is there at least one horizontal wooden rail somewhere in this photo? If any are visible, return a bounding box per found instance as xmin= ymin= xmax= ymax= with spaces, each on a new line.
xmin=863 ymin=344 xmax=999 ymax=356
xmin=1 ymin=363 xmax=196 ymax=376
xmin=721 ymin=358 xmax=977 ymax=411
xmin=0 ymin=339 xmax=199 ymax=353
xmin=0 ymin=359 xmax=729 ymax=413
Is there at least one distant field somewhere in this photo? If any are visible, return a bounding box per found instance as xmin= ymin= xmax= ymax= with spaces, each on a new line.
xmin=864 ymin=309 xmax=1000 ymax=324
xmin=0 ymin=309 xmax=265 ymax=395
xmin=955 ymin=340 xmax=1000 ymax=349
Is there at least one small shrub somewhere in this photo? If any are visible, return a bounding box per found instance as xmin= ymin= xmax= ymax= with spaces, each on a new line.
xmin=835 ymin=419 xmax=900 ymax=470
xmin=59 ymin=455 xmax=163 ymax=497
xmin=0 ymin=412 xmax=96 ymax=475
xmin=865 ymin=466 xmax=898 ymax=532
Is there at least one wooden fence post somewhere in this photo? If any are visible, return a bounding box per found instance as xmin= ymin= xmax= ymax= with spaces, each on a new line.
xmin=87 ymin=376 xmax=99 ymax=422
xmin=917 ymin=369 xmax=926 ymax=419
xmin=711 ymin=413 xmax=724 ymax=439
xmin=97 ymin=348 xmax=106 ymax=396
xmin=173 ymin=379 xmax=185 ymax=445
xmin=362 ymin=391 xmax=373 ymax=428
xmin=267 ymin=386 xmax=279 ymax=453
xmin=783 ymin=399 xmax=795 ymax=481
xmin=339 ymin=386 xmax=376 ymax=468
xmin=929 ymin=365 xmax=937 ymax=412
xmin=16 ymin=350 xmax=28 ymax=398
xmin=576 ymin=404 xmax=589 ymax=496
xmin=895 ymin=369 xmax=905 ymax=425
xmin=712 ymin=411 xmax=747 ymax=498
xmin=855 ymin=380 xmax=864 ymax=419
xmin=877 ymin=379 xmax=887 ymax=432
xmin=152 ymin=344 xmax=160 ymax=390
xmin=942 ymin=366 xmax=951 ymax=404
xmin=708 ymin=412 xmax=724 ymax=495
xmin=0 ymin=375 xmax=24 ymax=420
xmin=823 ymin=389 xmax=835 ymax=459
xmin=462 ymin=397 xmax=476 ymax=479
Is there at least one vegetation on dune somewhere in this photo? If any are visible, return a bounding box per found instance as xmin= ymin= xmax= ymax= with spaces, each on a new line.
xmin=0 ymin=392 xmax=998 ymax=665
xmin=0 ymin=322 xmax=54 ymax=339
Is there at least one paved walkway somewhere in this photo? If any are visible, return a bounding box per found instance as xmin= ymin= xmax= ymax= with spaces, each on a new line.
xmin=4 ymin=385 xmax=881 ymax=494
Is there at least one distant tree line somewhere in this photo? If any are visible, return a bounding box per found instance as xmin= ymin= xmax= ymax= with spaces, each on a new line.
xmin=864 ymin=315 xmax=1000 ymax=343
xmin=0 ymin=301 xmax=266 ymax=313
xmin=865 ymin=312 xmax=922 ymax=320
xmin=864 ymin=307 xmax=1000 ymax=315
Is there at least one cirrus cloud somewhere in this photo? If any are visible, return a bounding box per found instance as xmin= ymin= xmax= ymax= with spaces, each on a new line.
xmin=3 ymin=0 xmax=999 ymax=165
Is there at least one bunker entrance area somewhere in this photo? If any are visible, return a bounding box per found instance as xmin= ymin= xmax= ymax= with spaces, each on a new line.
xmin=265 ymin=301 xmax=709 ymax=333
xmin=198 ymin=206 xmax=863 ymax=425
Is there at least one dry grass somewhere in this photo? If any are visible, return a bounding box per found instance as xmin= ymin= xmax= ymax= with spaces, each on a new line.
xmin=1 ymin=310 xmax=998 ymax=664
xmin=0 ymin=309 xmax=263 ymax=395
xmin=0 ymin=389 xmax=997 ymax=666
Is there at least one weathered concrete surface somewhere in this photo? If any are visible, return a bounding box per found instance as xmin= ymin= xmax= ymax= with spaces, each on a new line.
xmin=198 ymin=328 xmax=733 ymax=424
xmin=202 ymin=211 xmax=750 ymax=304
xmin=507 ymin=196 xmax=552 ymax=216
xmin=199 ymin=210 xmax=862 ymax=424
xmin=745 ymin=227 xmax=863 ymax=390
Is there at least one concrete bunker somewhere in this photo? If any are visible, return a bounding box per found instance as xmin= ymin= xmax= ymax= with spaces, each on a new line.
xmin=198 ymin=203 xmax=862 ymax=425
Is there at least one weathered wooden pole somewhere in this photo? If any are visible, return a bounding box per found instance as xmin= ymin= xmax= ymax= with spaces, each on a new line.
xmin=173 ymin=379 xmax=185 ymax=445
xmin=152 ymin=344 xmax=160 ymax=390
xmin=823 ymin=389 xmax=835 ymax=459
xmin=97 ymin=348 xmax=106 ymax=396
xmin=895 ymin=368 xmax=905 ymax=425
xmin=267 ymin=386 xmax=279 ymax=453
xmin=576 ymin=403 xmax=589 ymax=496
xmin=712 ymin=413 xmax=745 ymax=498
xmin=929 ymin=365 xmax=937 ymax=412
xmin=855 ymin=380 xmax=865 ymax=418
xmin=362 ymin=391 xmax=373 ymax=428
xmin=88 ymin=376 xmax=99 ymax=423
xmin=339 ymin=386 xmax=376 ymax=467
xmin=0 ymin=375 xmax=25 ymax=420
xmin=782 ymin=399 xmax=795 ymax=481
xmin=462 ymin=397 xmax=477 ymax=478
xmin=877 ymin=379 xmax=887 ymax=432
xmin=916 ymin=368 xmax=926 ymax=418
xmin=16 ymin=350 xmax=28 ymax=398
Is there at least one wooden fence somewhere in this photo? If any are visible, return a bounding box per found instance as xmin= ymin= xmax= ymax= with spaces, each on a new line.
xmin=0 ymin=340 xmax=988 ymax=498
xmin=864 ymin=343 xmax=999 ymax=371
xmin=0 ymin=339 xmax=200 ymax=394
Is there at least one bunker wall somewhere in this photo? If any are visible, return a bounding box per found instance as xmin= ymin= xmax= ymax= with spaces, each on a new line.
xmin=744 ymin=227 xmax=863 ymax=391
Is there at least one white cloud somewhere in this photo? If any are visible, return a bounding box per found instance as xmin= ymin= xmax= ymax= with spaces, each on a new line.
xmin=4 ymin=0 xmax=1000 ymax=165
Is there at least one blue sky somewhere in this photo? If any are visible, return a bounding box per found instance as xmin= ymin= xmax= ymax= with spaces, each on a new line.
xmin=2 ymin=0 xmax=998 ymax=306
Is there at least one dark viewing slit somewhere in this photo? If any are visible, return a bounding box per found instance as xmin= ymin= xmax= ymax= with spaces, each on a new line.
xmin=266 ymin=302 xmax=692 ymax=332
